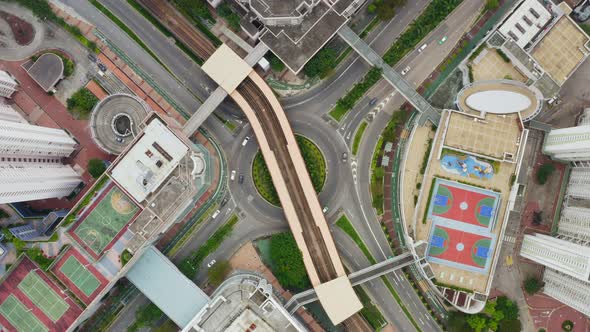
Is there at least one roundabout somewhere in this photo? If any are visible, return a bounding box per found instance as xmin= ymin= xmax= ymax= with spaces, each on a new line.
xmin=252 ymin=134 xmax=326 ymax=207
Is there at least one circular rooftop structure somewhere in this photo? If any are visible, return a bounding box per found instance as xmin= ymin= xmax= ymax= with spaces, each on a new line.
xmin=90 ymin=94 xmax=150 ymax=154
xmin=456 ymin=80 xmax=543 ymax=121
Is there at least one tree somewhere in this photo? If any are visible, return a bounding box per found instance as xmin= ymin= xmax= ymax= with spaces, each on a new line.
xmin=466 ymin=314 xmax=487 ymax=332
xmin=486 ymin=0 xmax=500 ymax=10
xmin=207 ymin=260 xmax=231 ymax=286
xmin=66 ymin=88 xmax=99 ymax=117
xmin=370 ymin=0 xmax=408 ymax=21
xmin=562 ymin=320 xmax=574 ymax=331
xmin=496 ymin=296 xmax=519 ymax=320
xmin=88 ymin=159 xmax=106 ymax=179
xmin=269 ymin=233 xmax=310 ymax=291
xmin=303 ymin=47 xmax=337 ymax=78
xmin=267 ymin=53 xmax=285 ymax=72
xmin=536 ymin=163 xmax=556 ymax=185
xmin=0 ymin=208 xmax=9 ymax=219
xmin=524 ymin=276 xmax=542 ymax=295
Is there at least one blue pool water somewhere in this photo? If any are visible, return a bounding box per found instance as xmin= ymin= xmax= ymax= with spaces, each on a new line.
xmin=440 ymin=154 xmax=494 ymax=179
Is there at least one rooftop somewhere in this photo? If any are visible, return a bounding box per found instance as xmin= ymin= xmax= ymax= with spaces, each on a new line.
xmin=24 ymin=53 xmax=63 ymax=92
xmin=110 ymin=118 xmax=189 ymax=202
xmin=443 ymin=111 xmax=523 ymax=162
xmin=202 ymin=44 xmax=252 ymax=93
xmin=257 ymin=1 xmax=348 ymax=73
xmin=250 ymin=0 xmax=311 ymax=18
xmin=183 ymin=274 xmax=306 ymax=332
xmin=497 ymin=0 xmax=552 ymax=49
xmin=531 ymin=15 xmax=590 ymax=84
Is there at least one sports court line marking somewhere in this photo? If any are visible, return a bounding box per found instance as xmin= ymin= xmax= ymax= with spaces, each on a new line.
xmin=18 ymin=272 xmax=69 ymax=322
xmin=0 ymin=295 xmax=48 ymax=332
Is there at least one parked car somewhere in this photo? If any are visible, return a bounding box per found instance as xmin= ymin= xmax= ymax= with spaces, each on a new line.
xmin=97 ymin=63 xmax=107 ymax=71
xmin=322 ymin=206 xmax=329 ymax=214
xmin=230 ymin=170 xmax=236 ymax=181
xmin=418 ymin=43 xmax=428 ymax=53
xmin=238 ymin=174 xmax=244 ymax=184
xmin=401 ymin=66 xmax=411 ymax=76
xmin=207 ymin=259 xmax=217 ymax=268
xmin=242 ymin=136 xmax=250 ymax=146
xmin=87 ymin=53 xmax=97 ymax=62
xmin=369 ymin=98 xmax=378 ymax=106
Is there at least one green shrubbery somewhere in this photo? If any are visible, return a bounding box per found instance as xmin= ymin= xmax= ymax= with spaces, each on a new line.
xmin=352 ymin=122 xmax=368 ymax=156
xmin=120 ymin=249 xmax=133 ymax=266
xmin=207 ymin=260 xmax=231 ymax=286
xmin=524 ymin=276 xmax=542 ymax=295
xmin=217 ymin=4 xmax=240 ymax=31
xmin=536 ymin=163 xmax=556 ymax=185
xmin=66 ymin=88 xmax=98 ymax=118
xmin=448 ymin=296 xmax=520 ymax=332
xmin=0 ymin=208 xmax=8 ymax=219
xmin=252 ymin=135 xmax=325 ymax=206
xmin=367 ymin=0 xmax=407 ymax=21
xmin=268 ymin=233 xmax=310 ymax=291
xmin=562 ymin=320 xmax=574 ymax=331
xmin=88 ymin=159 xmax=106 ymax=179
xmin=496 ymin=49 xmax=511 ymax=63
xmin=128 ymin=303 xmax=163 ymax=332
xmin=334 ymin=67 xmax=382 ymax=115
xmin=172 ymin=0 xmax=222 ymax=46
xmin=303 ymin=47 xmax=338 ymax=79
xmin=267 ymin=53 xmax=285 ymax=72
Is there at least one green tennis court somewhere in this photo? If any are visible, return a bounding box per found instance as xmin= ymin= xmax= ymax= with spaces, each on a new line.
xmin=0 ymin=295 xmax=48 ymax=332
xmin=73 ymin=186 xmax=139 ymax=255
xmin=18 ymin=272 xmax=69 ymax=322
xmin=59 ymin=256 xmax=101 ymax=297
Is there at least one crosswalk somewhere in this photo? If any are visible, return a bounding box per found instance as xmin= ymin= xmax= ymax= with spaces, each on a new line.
xmin=503 ymin=235 xmax=516 ymax=244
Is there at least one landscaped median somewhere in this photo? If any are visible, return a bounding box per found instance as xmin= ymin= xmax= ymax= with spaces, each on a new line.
xmin=329 ymin=0 xmax=464 ymax=122
xmin=252 ymin=135 xmax=326 ymax=206
xmin=352 ymin=121 xmax=368 ymax=156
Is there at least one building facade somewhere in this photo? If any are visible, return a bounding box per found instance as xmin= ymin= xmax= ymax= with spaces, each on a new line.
xmin=544 ymin=109 xmax=590 ymax=162
xmin=0 ymin=105 xmax=81 ymax=204
xmin=542 ymin=268 xmax=590 ymax=317
xmin=0 ymin=70 xmax=18 ymax=98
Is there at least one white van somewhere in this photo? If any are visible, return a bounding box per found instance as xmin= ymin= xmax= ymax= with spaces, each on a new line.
xmin=212 ymin=209 xmax=221 ymax=219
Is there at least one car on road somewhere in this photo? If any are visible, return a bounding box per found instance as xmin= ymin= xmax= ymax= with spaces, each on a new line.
xmin=238 ymin=174 xmax=244 ymax=184
xmin=342 ymin=152 xmax=348 ymax=163
xmin=212 ymin=209 xmax=221 ymax=219
xmin=87 ymin=53 xmax=97 ymax=62
xmin=230 ymin=170 xmax=236 ymax=181
xmin=97 ymin=63 xmax=107 ymax=72
xmin=438 ymin=36 xmax=448 ymax=45
xmin=207 ymin=259 xmax=216 ymax=268
xmin=418 ymin=43 xmax=428 ymax=53
xmin=241 ymin=136 xmax=250 ymax=146
xmin=322 ymin=206 xmax=328 ymax=214
xmin=369 ymin=97 xmax=378 ymax=106
xmin=401 ymin=66 xmax=411 ymax=76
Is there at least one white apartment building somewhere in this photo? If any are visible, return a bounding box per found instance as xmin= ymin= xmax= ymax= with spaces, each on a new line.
xmin=544 ymin=110 xmax=590 ymax=162
xmin=566 ymin=167 xmax=590 ymax=199
xmin=543 ymin=268 xmax=590 ymax=317
xmin=0 ymin=106 xmax=81 ymax=204
xmin=0 ymin=104 xmax=26 ymax=124
xmin=557 ymin=206 xmax=590 ymax=245
xmin=0 ymin=70 xmax=18 ymax=98
xmin=520 ymin=233 xmax=590 ymax=281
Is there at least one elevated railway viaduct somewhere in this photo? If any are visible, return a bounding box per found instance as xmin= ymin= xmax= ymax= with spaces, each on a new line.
xmin=135 ymin=0 xmax=367 ymax=328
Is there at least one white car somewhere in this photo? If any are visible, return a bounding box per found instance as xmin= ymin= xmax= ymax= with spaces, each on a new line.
xmin=212 ymin=209 xmax=221 ymax=219
xmin=401 ymin=66 xmax=411 ymax=76
xmin=242 ymin=136 xmax=250 ymax=146
xmin=230 ymin=170 xmax=236 ymax=181
xmin=322 ymin=206 xmax=328 ymax=214
xmin=418 ymin=43 xmax=428 ymax=53
xmin=207 ymin=259 xmax=217 ymax=268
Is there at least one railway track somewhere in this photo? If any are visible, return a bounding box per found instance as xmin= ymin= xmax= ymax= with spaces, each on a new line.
xmin=135 ymin=0 xmax=217 ymax=60
xmin=237 ymin=78 xmax=338 ymax=282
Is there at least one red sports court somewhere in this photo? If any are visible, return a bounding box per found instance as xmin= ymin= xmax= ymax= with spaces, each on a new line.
xmin=428 ymin=225 xmax=492 ymax=269
xmin=431 ymin=181 xmax=498 ymax=228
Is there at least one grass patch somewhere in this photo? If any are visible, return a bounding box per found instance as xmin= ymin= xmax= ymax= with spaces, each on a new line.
xmin=89 ymin=0 xmax=169 ymax=70
xmin=371 ymin=136 xmax=385 ymax=215
xmin=120 ymin=249 xmax=133 ymax=266
xmin=335 ymin=215 xmax=376 ymax=264
xmin=252 ymin=135 xmax=326 ymax=206
xmin=352 ymin=121 xmax=368 ymax=156
xmin=177 ymin=214 xmax=239 ymax=279
xmin=126 ymin=0 xmax=204 ymax=65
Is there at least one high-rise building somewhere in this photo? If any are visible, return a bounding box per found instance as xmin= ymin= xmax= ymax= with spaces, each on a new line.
xmin=0 ymin=103 xmax=26 ymax=123
xmin=520 ymin=233 xmax=590 ymax=281
xmin=0 ymin=106 xmax=81 ymax=204
xmin=543 ymin=109 xmax=590 ymax=162
xmin=0 ymin=70 xmax=18 ymax=98
xmin=557 ymin=206 xmax=590 ymax=245
xmin=543 ymin=268 xmax=590 ymax=317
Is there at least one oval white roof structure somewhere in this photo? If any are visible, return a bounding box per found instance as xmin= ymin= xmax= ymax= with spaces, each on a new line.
xmin=465 ymin=90 xmax=532 ymax=114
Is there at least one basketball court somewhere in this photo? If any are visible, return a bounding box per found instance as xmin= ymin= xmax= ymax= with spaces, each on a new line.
xmin=429 ymin=179 xmax=499 ymax=229
xmin=69 ymin=183 xmax=141 ymax=258
xmin=426 ymin=178 xmax=498 ymax=273
xmin=51 ymin=247 xmax=109 ymax=305
xmin=0 ymin=257 xmax=83 ymax=332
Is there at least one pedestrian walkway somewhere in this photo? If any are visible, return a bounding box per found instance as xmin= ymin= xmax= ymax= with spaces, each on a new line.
xmin=337 ymin=26 xmax=440 ymax=123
